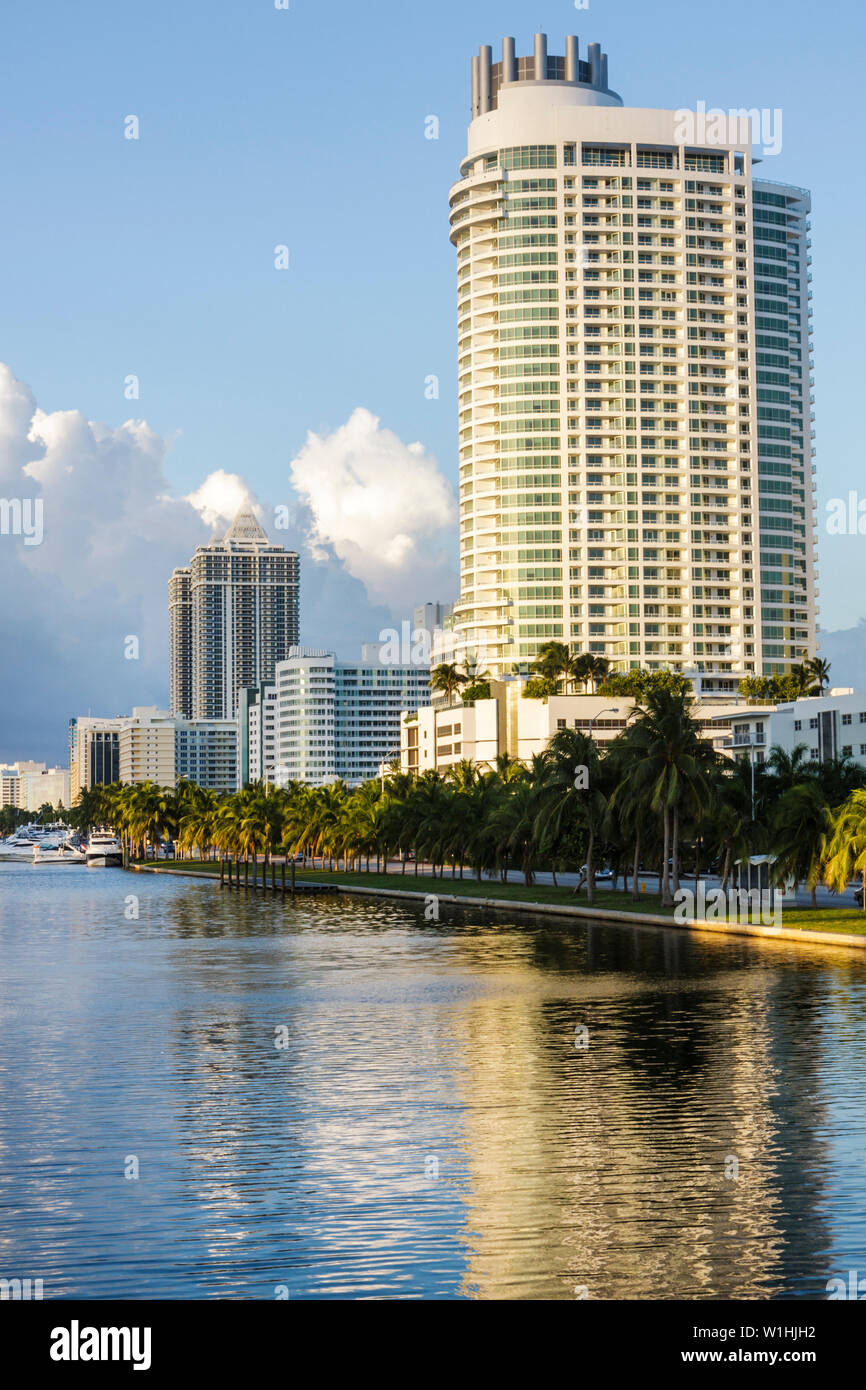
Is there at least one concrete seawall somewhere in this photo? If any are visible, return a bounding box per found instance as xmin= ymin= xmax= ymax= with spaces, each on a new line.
xmin=129 ymin=865 xmax=866 ymax=954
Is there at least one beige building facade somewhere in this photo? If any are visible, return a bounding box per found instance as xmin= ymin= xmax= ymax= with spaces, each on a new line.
xmin=402 ymin=682 xmax=741 ymax=774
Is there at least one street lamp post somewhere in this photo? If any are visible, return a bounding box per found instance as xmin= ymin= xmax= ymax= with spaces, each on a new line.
xmin=587 ymin=707 xmax=620 ymax=740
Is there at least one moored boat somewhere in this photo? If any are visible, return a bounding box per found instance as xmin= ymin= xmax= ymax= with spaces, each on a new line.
xmin=32 ymin=841 xmax=86 ymax=864
xmin=84 ymin=831 xmax=124 ymax=868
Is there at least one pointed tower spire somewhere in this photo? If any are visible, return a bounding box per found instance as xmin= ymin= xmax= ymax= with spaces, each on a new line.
xmin=224 ymin=504 xmax=268 ymax=543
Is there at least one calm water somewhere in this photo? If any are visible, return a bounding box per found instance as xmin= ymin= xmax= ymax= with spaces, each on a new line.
xmin=1 ymin=860 xmax=866 ymax=1300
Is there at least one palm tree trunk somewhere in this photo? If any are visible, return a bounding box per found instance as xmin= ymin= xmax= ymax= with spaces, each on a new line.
xmin=721 ymin=844 xmax=731 ymax=893
xmin=672 ymin=806 xmax=680 ymax=893
xmin=632 ymin=832 xmax=641 ymax=901
xmin=661 ymin=805 xmax=673 ymax=907
xmin=586 ymin=828 xmax=595 ymax=905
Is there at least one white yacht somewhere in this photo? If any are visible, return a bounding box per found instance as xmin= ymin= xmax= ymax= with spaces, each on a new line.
xmin=33 ymin=841 xmax=86 ymax=864
xmin=1 ymin=827 xmax=45 ymax=858
xmin=85 ymin=831 xmax=124 ymax=868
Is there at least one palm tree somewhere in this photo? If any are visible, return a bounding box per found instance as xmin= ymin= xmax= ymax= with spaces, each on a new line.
xmin=770 ymin=781 xmax=832 ymax=906
xmin=814 ymin=755 xmax=866 ymax=806
xmin=765 ymin=743 xmax=815 ymax=792
xmin=805 ymin=655 xmax=831 ymax=694
xmin=532 ymin=640 xmax=572 ymax=692
xmin=445 ymin=758 xmax=480 ymax=794
xmin=488 ymin=778 xmax=539 ymax=885
xmin=624 ymin=686 xmax=709 ymax=906
xmin=817 ymin=789 xmax=866 ymax=906
xmin=127 ymin=781 xmax=172 ymax=860
xmin=584 ymin=655 xmax=610 ymax=694
xmin=431 ymin=662 xmax=467 ymax=707
xmin=822 ymin=788 xmax=866 ymax=909
xmin=492 ymin=752 xmax=525 ymax=784
xmin=606 ymin=736 xmax=648 ymax=900
xmin=707 ymin=768 xmax=753 ymax=891
xmin=535 ymin=728 xmax=606 ymax=903
xmin=789 ymin=661 xmax=815 ymax=698
xmin=341 ymin=781 xmax=381 ymax=871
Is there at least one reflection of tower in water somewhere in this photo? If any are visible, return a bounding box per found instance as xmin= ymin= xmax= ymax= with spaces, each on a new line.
xmin=448 ymin=924 xmax=835 ymax=1299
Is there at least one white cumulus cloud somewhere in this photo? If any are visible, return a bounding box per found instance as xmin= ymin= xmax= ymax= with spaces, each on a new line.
xmin=0 ymin=369 xmax=443 ymax=761
xmin=289 ymin=407 xmax=457 ymax=609
xmin=185 ymin=470 xmax=261 ymax=531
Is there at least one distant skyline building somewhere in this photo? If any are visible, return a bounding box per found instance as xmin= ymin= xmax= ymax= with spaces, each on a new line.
xmin=69 ymin=708 xmax=237 ymax=799
xmin=169 ymin=506 xmax=300 ymax=722
xmin=449 ymin=32 xmax=817 ymax=680
xmin=412 ymin=602 xmax=454 ymax=637
xmin=0 ymin=762 xmax=70 ymax=811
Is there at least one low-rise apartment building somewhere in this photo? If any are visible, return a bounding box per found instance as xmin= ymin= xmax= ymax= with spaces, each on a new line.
xmin=719 ymin=688 xmax=866 ymax=769
xmin=402 ymin=679 xmax=742 ymax=774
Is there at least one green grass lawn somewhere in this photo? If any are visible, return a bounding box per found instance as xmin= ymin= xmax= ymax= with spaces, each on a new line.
xmin=132 ymin=860 xmax=866 ymax=936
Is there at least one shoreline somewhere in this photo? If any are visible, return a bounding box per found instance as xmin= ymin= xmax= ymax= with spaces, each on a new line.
xmin=129 ymin=864 xmax=866 ymax=954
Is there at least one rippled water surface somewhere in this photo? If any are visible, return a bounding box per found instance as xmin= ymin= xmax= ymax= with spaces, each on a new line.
xmin=1 ymin=860 xmax=866 ymax=1299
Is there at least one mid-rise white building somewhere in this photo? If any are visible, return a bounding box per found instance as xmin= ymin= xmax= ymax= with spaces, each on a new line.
xmin=719 ymin=689 xmax=866 ymax=769
xmin=272 ymin=647 xmax=430 ymax=787
xmin=237 ymin=682 xmax=279 ymax=787
xmin=174 ymin=717 xmax=238 ymax=793
xmin=449 ymin=32 xmax=817 ymax=682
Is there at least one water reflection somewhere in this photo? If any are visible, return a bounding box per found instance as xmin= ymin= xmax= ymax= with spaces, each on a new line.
xmin=0 ymin=861 xmax=865 ymax=1298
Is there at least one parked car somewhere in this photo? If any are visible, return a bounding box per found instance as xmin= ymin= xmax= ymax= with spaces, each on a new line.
xmin=580 ymin=865 xmax=613 ymax=880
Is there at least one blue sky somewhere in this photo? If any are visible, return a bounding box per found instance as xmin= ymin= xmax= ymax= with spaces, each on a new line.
xmin=1 ymin=0 xmax=865 ymax=760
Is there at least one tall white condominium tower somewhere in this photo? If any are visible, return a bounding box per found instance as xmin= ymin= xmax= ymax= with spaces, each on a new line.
xmin=170 ymin=507 xmax=300 ymax=721
xmin=449 ymin=34 xmax=817 ymax=679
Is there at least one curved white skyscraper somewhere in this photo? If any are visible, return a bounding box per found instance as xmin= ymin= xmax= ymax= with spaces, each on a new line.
xmin=449 ymin=34 xmax=817 ymax=681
